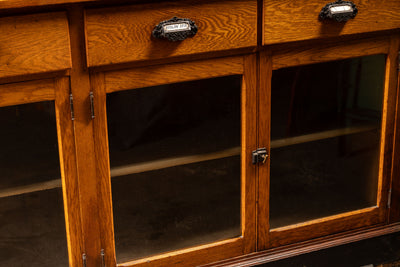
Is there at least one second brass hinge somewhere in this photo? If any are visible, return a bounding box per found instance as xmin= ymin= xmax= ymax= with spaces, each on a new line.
xmin=69 ymin=93 xmax=75 ymax=121
xmin=82 ymin=253 xmax=86 ymax=267
xmin=101 ymin=249 xmax=105 ymax=267
xmin=398 ymin=51 xmax=400 ymax=71
xmin=90 ymin=92 xmax=95 ymax=119
xmin=388 ymin=188 xmax=392 ymax=209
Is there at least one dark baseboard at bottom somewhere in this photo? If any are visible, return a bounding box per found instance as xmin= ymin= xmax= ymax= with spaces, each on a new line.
xmin=203 ymin=223 xmax=400 ymax=267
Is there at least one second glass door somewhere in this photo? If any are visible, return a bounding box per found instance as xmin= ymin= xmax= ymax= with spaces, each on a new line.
xmin=107 ymin=76 xmax=242 ymax=262
xmin=92 ymin=55 xmax=257 ymax=266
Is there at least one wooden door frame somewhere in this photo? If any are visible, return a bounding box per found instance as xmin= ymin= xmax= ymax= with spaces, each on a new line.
xmin=258 ymin=34 xmax=400 ymax=250
xmin=90 ymin=54 xmax=258 ymax=267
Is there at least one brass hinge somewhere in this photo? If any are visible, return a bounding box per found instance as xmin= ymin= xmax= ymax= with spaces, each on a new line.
xmin=101 ymin=249 xmax=105 ymax=267
xmin=398 ymin=51 xmax=400 ymax=71
xmin=69 ymin=93 xmax=75 ymax=121
xmin=82 ymin=253 xmax=87 ymax=267
xmin=90 ymin=92 xmax=95 ymax=119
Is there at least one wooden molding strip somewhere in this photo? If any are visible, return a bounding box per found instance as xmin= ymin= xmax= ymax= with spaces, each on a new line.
xmin=203 ymin=223 xmax=400 ymax=267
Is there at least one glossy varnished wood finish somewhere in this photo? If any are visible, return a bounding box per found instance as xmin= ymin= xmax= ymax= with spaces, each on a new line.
xmin=269 ymin=208 xmax=382 ymax=247
xmin=389 ymin=37 xmax=400 ymax=223
xmin=84 ymin=0 xmax=257 ymax=67
xmin=69 ymin=7 xmax=102 ymax=267
xmin=105 ymin=56 xmax=243 ymax=93
xmin=203 ymin=223 xmax=400 ymax=267
xmin=0 ymin=0 xmax=96 ymax=9
xmin=0 ymin=78 xmax=54 ymax=107
xmin=54 ymin=77 xmax=84 ymax=267
xmin=0 ymin=12 xmax=71 ymax=79
xmin=242 ymin=54 xmax=257 ymax=254
xmin=271 ymin=36 xmax=390 ymax=70
xmin=92 ymin=55 xmax=257 ymax=266
xmin=91 ymin=72 xmax=117 ymax=267
xmin=379 ymin=35 xmax=400 ymax=218
xmin=263 ymin=0 xmax=400 ymax=45
xmin=257 ymin=50 xmax=272 ymax=251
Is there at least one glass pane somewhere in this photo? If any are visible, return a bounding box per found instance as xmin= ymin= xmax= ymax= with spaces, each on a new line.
xmin=270 ymin=55 xmax=385 ymax=228
xmin=107 ymin=76 xmax=242 ymax=262
xmin=0 ymin=102 xmax=68 ymax=266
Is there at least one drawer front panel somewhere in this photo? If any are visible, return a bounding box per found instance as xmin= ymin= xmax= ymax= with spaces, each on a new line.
xmin=0 ymin=12 xmax=71 ymax=79
xmin=263 ymin=0 xmax=400 ymax=45
xmin=85 ymin=0 xmax=257 ymax=67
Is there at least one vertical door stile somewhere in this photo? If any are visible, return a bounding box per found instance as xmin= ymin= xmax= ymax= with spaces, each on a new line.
xmin=257 ymin=49 xmax=273 ymax=251
xmin=243 ymin=53 xmax=258 ymax=254
xmin=54 ymin=76 xmax=84 ymax=267
xmin=380 ymin=35 xmax=400 ymax=220
xmin=389 ymin=36 xmax=400 ymax=223
xmin=90 ymin=71 xmax=117 ymax=267
xmin=68 ymin=6 xmax=102 ymax=267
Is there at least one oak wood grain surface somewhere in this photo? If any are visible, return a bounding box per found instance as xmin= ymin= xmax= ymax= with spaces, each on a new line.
xmin=242 ymin=54 xmax=258 ymax=254
xmin=54 ymin=76 xmax=84 ymax=267
xmin=85 ymin=0 xmax=257 ymax=67
xmin=269 ymin=207 xmax=382 ymax=247
xmin=68 ymin=7 xmax=103 ymax=267
xmin=0 ymin=78 xmax=55 ymax=107
xmin=257 ymin=50 xmax=272 ymax=251
xmin=263 ymin=0 xmax=400 ymax=45
xmin=0 ymin=12 xmax=71 ymax=79
xmin=378 ymin=35 xmax=400 ymax=219
xmin=271 ymin=36 xmax=390 ymax=70
xmin=105 ymin=56 xmax=243 ymax=93
xmin=202 ymin=223 xmax=400 ymax=267
xmin=0 ymin=0 xmax=97 ymax=9
xmin=387 ymin=36 xmax=400 ymax=223
xmin=390 ymin=67 xmax=400 ymax=222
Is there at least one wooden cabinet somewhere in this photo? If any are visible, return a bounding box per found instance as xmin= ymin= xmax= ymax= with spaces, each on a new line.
xmin=0 ymin=0 xmax=399 ymax=267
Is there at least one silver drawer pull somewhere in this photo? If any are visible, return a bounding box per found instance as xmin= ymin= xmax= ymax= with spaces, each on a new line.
xmin=319 ymin=0 xmax=358 ymax=22
xmin=152 ymin=17 xmax=198 ymax=41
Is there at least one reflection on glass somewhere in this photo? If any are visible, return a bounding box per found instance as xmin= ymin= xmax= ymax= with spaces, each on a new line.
xmin=270 ymin=55 xmax=385 ymax=228
xmin=107 ymin=76 xmax=242 ymax=262
xmin=0 ymin=102 xmax=68 ymax=266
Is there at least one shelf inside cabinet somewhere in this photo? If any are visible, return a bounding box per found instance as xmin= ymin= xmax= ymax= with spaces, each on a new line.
xmin=0 ymin=122 xmax=380 ymax=199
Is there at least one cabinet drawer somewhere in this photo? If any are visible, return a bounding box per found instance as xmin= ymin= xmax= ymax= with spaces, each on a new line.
xmin=85 ymin=0 xmax=257 ymax=67
xmin=0 ymin=12 xmax=71 ymax=79
xmin=263 ymin=0 xmax=400 ymax=45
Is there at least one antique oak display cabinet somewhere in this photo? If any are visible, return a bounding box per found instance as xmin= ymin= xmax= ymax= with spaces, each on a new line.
xmin=0 ymin=0 xmax=399 ymax=266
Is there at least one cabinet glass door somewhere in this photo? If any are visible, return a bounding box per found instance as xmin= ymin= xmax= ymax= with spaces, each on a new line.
xmin=258 ymin=37 xmax=399 ymax=249
xmin=270 ymin=54 xmax=385 ymax=228
xmin=94 ymin=56 xmax=256 ymax=266
xmin=108 ymin=76 xmax=242 ymax=262
xmin=0 ymin=101 xmax=68 ymax=266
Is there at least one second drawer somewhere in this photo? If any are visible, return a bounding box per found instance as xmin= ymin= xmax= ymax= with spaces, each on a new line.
xmin=85 ymin=0 xmax=257 ymax=67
